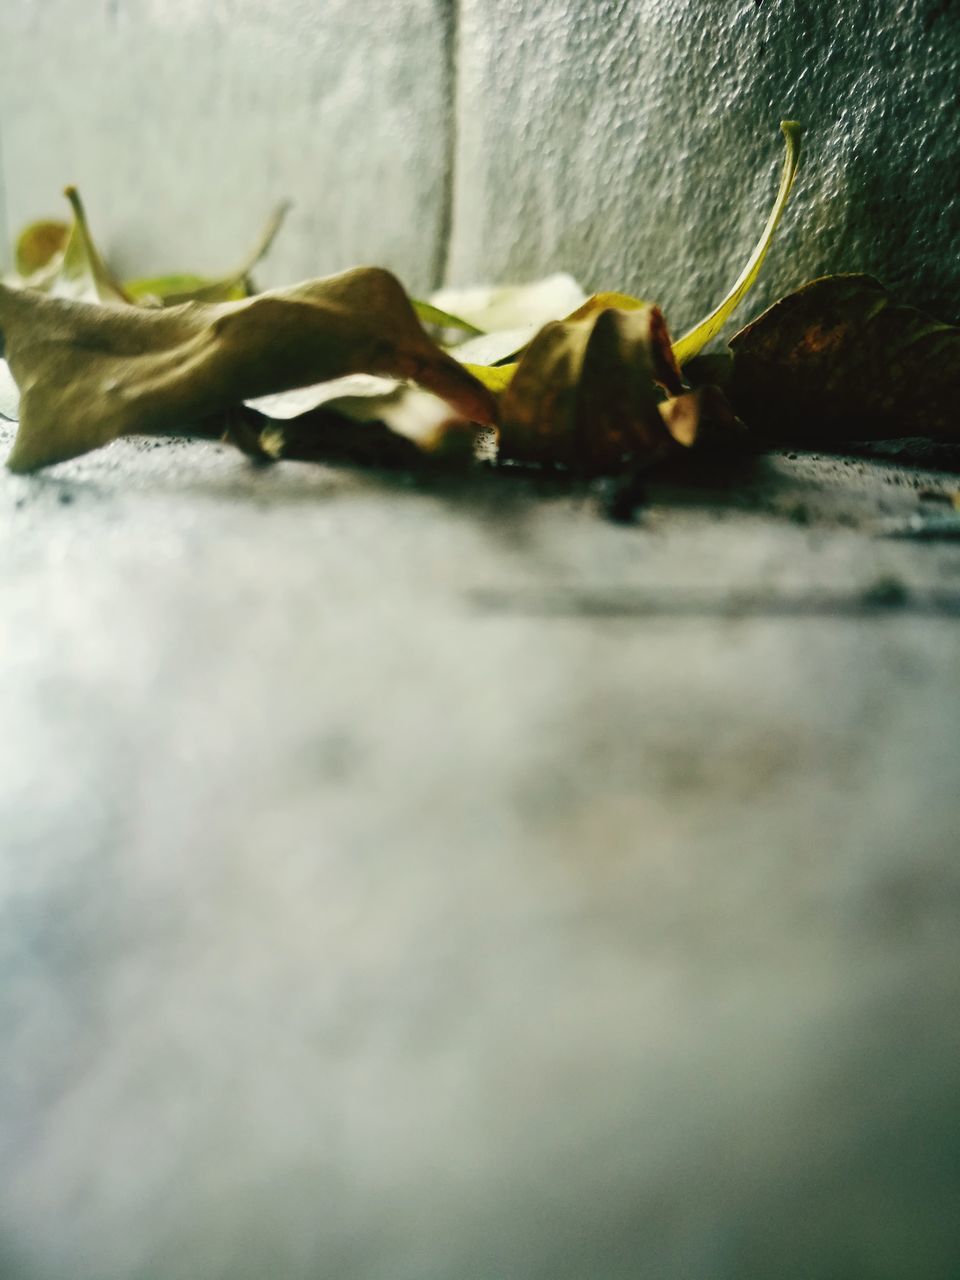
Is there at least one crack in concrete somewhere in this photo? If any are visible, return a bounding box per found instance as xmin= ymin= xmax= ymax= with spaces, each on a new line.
xmin=432 ymin=0 xmax=460 ymax=291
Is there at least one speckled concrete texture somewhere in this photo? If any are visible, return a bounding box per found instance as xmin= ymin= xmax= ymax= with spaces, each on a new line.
xmin=446 ymin=0 xmax=960 ymax=332
xmin=0 ymin=0 xmax=453 ymax=292
xmin=1 ymin=429 xmax=960 ymax=1279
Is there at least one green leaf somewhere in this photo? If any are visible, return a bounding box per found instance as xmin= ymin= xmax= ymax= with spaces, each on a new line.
xmin=410 ymin=300 xmax=484 ymax=336
xmin=0 ymin=266 xmax=497 ymax=472
xmin=462 ymin=361 xmax=518 ymax=393
xmin=126 ymin=272 xmax=248 ymax=304
xmin=673 ymin=120 xmax=803 ymax=364
xmin=124 ymin=202 xmax=290 ymax=305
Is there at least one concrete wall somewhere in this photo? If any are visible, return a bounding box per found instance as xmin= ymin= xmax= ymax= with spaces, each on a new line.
xmin=0 ymin=0 xmax=455 ymax=293
xmin=2 ymin=0 xmax=958 ymax=323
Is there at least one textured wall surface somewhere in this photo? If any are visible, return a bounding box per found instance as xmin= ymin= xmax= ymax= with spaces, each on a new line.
xmin=0 ymin=0 xmax=453 ymax=292
xmin=2 ymin=1 xmax=957 ymax=325
xmin=447 ymin=0 xmax=960 ymax=331
xmin=1 ymin=429 xmax=959 ymax=1280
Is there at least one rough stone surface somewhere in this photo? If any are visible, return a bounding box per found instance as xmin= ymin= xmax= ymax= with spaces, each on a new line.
xmin=0 ymin=0 xmax=453 ymax=292
xmin=1 ymin=427 xmax=959 ymax=1279
xmin=446 ymin=0 xmax=960 ymax=332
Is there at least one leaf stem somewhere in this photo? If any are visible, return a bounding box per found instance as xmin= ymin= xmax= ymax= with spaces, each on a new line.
xmin=673 ymin=120 xmax=803 ymax=365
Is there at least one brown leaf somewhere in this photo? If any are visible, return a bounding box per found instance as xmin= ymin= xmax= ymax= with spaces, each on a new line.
xmin=657 ymin=384 xmax=746 ymax=452
xmin=13 ymin=219 xmax=69 ymax=279
xmin=498 ymin=304 xmax=683 ymax=473
xmin=0 ymin=267 xmax=497 ymax=472
xmin=729 ymin=274 xmax=960 ymax=442
xmin=257 ymin=382 xmax=484 ymax=470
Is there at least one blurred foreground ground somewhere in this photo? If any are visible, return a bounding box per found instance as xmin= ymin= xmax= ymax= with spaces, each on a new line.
xmin=1 ymin=428 xmax=958 ymax=1279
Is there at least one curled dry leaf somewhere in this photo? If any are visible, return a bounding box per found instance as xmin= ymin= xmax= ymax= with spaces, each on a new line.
xmin=437 ymin=274 xmax=590 ymax=392
xmin=729 ymin=274 xmax=960 ymax=441
xmin=256 ymin=384 xmax=483 ymax=470
xmin=451 ymin=122 xmax=802 ymax=395
xmin=657 ymin=384 xmax=747 ymax=453
xmin=430 ymin=273 xmax=587 ymax=335
xmin=0 ymin=267 xmax=497 ymax=472
xmin=499 ymin=303 xmax=685 ymax=473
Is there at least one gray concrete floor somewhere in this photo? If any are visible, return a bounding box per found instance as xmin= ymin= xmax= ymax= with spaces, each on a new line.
xmin=1 ymin=425 xmax=959 ymax=1279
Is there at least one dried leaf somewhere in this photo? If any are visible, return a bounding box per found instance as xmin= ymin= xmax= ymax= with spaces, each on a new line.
xmin=246 ymin=374 xmax=399 ymax=420
xmin=499 ymin=304 xmax=684 ymax=473
xmin=728 ymin=274 xmax=960 ymax=441
xmin=450 ymin=119 xmax=800 ymax=398
xmin=124 ymin=202 xmax=290 ymax=305
xmin=11 ymin=188 xmax=134 ymax=304
xmin=0 ymin=267 xmax=497 ymax=472
xmin=449 ymin=327 xmax=533 ymax=367
xmin=458 ymin=296 xmax=653 ymax=392
xmin=259 ymin=407 xmax=426 ymax=469
xmin=260 ymin=384 xmax=481 ymax=469
xmin=565 ymin=292 xmax=649 ymax=324
xmin=14 ymin=219 xmax=69 ymax=278
xmin=656 ymin=384 xmax=747 ymax=452
xmin=429 ymin=273 xmax=587 ymax=334
xmin=441 ymin=276 xmax=589 ymax=391
xmin=0 ymin=360 xmax=19 ymax=421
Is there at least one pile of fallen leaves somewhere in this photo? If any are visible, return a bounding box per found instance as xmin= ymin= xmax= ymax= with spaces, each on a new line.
xmin=1 ymin=122 xmax=957 ymax=483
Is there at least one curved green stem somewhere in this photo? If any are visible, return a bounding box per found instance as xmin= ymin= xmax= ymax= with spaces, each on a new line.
xmin=673 ymin=120 xmax=803 ymax=365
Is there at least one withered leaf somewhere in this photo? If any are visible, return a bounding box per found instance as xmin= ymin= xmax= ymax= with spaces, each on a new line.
xmin=436 ymin=274 xmax=589 ymax=392
xmin=13 ymin=219 xmax=69 ymax=279
xmin=498 ymin=304 xmax=685 ymax=473
xmin=10 ymin=187 xmax=134 ymax=305
xmin=256 ymin=384 xmax=482 ymax=470
xmin=450 ymin=120 xmax=802 ymax=399
xmin=0 ymin=266 xmax=497 ymax=472
xmin=729 ymin=274 xmax=960 ymax=442
xmin=430 ymin=273 xmax=587 ymax=335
